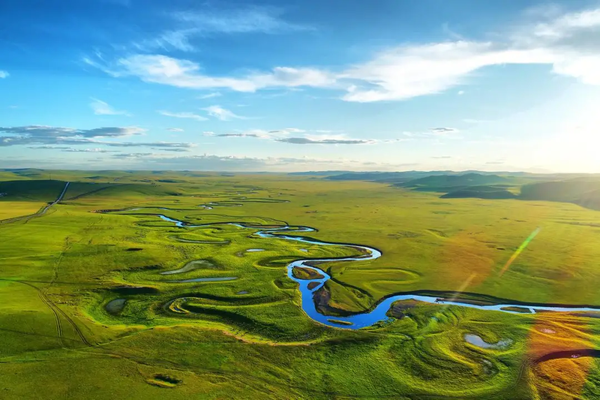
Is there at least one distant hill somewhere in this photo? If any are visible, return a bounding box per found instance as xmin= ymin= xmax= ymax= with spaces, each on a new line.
xmin=0 ymin=180 xmax=67 ymax=202
xmin=441 ymin=185 xmax=517 ymax=199
xmin=63 ymin=183 xmax=184 ymax=200
xmin=399 ymin=173 xmax=510 ymax=191
xmin=322 ymin=170 xmax=536 ymax=184
xmin=289 ymin=171 xmax=352 ymax=176
xmin=520 ymin=178 xmax=600 ymax=210
xmin=326 ymin=171 xmax=456 ymax=184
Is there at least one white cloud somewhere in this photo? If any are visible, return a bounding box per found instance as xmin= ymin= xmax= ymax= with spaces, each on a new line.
xmin=198 ymin=92 xmax=222 ymax=99
xmin=0 ymin=70 xmax=8 ymax=79
xmin=213 ymin=130 xmax=375 ymax=145
xmin=167 ymin=128 xmax=184 ymax=132
xmin=458 ymin=90 xmax=465 ymax=95
xmin=62 ymin=148 xmax=117 ymax=153
xmin=158 ymin=110 xmax=207 ymax=121
xmin=0 ymin=125 xmax=144 ymax=139
xmin=281 ymin=133 xmax=377 ymax=145
xmin=268 ymin=128 xmax=305 ymax=134
xmin=215 ymin=129 xmax=274 ymax=139
xmin=172 ymin=7 xmax=312 ymax=35
xmin=143 ymin=29 xmax=197 ymax=52
xmin=0 ymin=125 xmax=157 ymax=147
xmin=430 ymin=127 xmax=459 ymax=134
xmin=342 ymin=6 xmax=600 ymax=102
xmin=136 ymin=6 xmax=313 ymax=52
xmin=276 ymin=137 xmax=374 ymax=145
xmin=86 ymin=6 xmax=600 ymax=102
xmin=203 ymin=105 xmax=246 ymax=121
xmin=213 ymin=128 xmax=337 ymax=141
xmin=530 ymin=8 xmax=600 ymax=39
xmin=90 ymin=98 xmax=130 ymax=116
xmin=86 ymin=54 xmax=335 ymax=92
xmin=105 ymin=153 xmax=390 ymax=172
xmin=217 ymin=133 xmax=263 ymax=138
xmin=340 ymin=41 xmax=555 ymax=102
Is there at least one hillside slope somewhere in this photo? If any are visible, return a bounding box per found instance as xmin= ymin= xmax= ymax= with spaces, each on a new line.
xmin=400 ymin=173 xmax=510 ymax=191
xmin=520 ymin=179 xmax=600 ymax=210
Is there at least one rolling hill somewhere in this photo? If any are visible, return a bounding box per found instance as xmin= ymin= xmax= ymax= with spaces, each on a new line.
xmin=399 ymin=173 xmax=511 ymax=191
xmin=520 ymin=178 xmax=600 ymax=210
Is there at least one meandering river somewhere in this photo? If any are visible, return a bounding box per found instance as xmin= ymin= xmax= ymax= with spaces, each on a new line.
xmin=156 ymin=214 xmax=600 ymax=329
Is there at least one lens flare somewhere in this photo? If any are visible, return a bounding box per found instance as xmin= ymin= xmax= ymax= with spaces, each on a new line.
xmin=499 ymin=227 xmax=541 ymax=277
xmin=442 ymin=272 xmax=478 ymax=308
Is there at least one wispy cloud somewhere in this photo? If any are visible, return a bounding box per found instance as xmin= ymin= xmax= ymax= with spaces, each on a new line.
xmin=28 ymin=146 xmax=72 ymax=150
xmin=173 ymin=6 xmax=312 ymax=35
xmin=0 ymin=125 xmax=144 ymax=139
xmin=135 ymin=6 xmax=313 ymax=52
xmin=216 ymin=133 xmax=261 ymax=138
xmin=167 ymin=127 xmax=184 ymax=132
xmin=197 ymin=92 xmax=222 ymax=99
xmin=203 ymin=105 xmax=247 ymax=121
xmin=210 ymin=129 xmax=376 ymax=145
xmin=276 ymin=137 xmax=375 ymax=145
xmin=269 ymin=128 xmax=305 ymax=134
xmin=401 ymin=127 xmax=461 ymax=140
xmin=214 ymin=128 xmax=283 ymax=139
xmin=0 ymin=70 xmax=8 ymax=79
xmin=431 ymin=127 xmax=459 ymax=134
xmin=100 ymin=141 xmax=192 ymax=148
xmin=87 ymin=5 xmax=600 ymax=102
xmin=0 ymin=125 xmax=191 ymax=149
xmin=158 ymin=110 xmax=207 ymax=121
xmin=141 ymin=30 xmax=196 ymax=52
xmin=106 ymin=153 xmax=389 ymax=172
xmin=62 ymin=147 xmax=118 ymax=153
xmin=155 ymin=148 xmax=189 ymax=152
xmin=112 ymin=152 xmax=155 ymax=159
xmin=90 ymin=98 xmax=130 ymax=116
xmin=85 ymin=54 xmax=335 ymax=92
xmin=342 ymin=6 xmax=600 ymax=101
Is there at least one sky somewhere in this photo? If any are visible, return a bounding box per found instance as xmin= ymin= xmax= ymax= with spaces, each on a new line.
xmin=1 ymin=0 xmax=600 ymax=172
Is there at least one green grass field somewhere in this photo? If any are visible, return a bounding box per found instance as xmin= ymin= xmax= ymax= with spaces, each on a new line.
xmin=1 ymin=170 xmax=599 ymax=399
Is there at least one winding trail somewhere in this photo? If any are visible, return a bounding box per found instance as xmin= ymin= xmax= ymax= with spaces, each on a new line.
xmin=0 ymin=277 xmax=91 ymax=347
xmin=40 ymin=182 xmax=70 ymax=214
xmin=155 ymin=214 xmax=600 ymax=329
xmin=0 ymin=181 xmax=70 ymax=225
xmin=0 ymin=182 xmax=92 ymax=345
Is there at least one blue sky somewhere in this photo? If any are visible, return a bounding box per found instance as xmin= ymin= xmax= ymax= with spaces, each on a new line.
xmin=1 ymin=0 xmax=600 ymax=172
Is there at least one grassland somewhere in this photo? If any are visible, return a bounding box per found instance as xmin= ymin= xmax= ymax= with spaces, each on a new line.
xmin=0 ymin=201 xmax=45 ymax=220
xmin=1 ymin=169 xmax=600 ymax=399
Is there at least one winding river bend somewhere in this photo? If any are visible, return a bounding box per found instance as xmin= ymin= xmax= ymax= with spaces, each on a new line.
xmin=156 ymin=214 xmax=600 ymax=329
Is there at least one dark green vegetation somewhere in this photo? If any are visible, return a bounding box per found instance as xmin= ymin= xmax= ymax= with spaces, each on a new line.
xmin=441 ymin=185 xmax=517 ymax=199
xmin=329 ymin=170 xmax=600 ymax=208
xmin=521 ymin=178 xmax=600 ymax=210
xmin=1 ymin=169 xmax=600 ymax=399
xmin=399 ymin=172 xmax=511 ymax=189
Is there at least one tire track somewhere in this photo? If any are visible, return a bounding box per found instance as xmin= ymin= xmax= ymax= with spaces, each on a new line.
xmin=0 ymin=278 xmax=91 ymax=347
xmin=0 ymin=279 xmax=65 ymax=346
xmin=0 ymin=181 xmax=70 ymax=225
